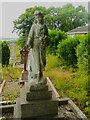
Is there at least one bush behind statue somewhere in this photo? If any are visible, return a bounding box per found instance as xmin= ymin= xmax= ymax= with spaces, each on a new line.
xmin=0 ymin=41 xmax=10 ymax=66
xmin=47 ymin=30 xmax=67 ymax=55
xmin=57 ymin=35 xmax=81 ymax=67
xmin=76 ymin=33 xmax=90 ymax=93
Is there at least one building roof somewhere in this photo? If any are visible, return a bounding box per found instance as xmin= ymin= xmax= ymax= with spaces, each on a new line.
xmin=67 ymin=24 xmax=90 ymax=35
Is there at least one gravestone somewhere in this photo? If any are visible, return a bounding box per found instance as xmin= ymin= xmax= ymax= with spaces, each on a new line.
xmin=20 ymin=46 xmax=29 ymax=85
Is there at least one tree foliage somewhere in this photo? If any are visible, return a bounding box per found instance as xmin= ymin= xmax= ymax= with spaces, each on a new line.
xmin=76 ymin=33 xmax=90 ymax=98
xmin=1 ymin=41 xmax=10 ymax=66
xmin=17 ymin=36 xmax=28 ymax=48
xmin=13 ymin=4 xmax=89 ymax=37
xmin=57 ymin=35 xmax=81 ymax=67
xmin=13 ymin=6 xmax=47 ymax=37
xmin=76 ymin=34 xmax=89 ymax=71
xmin=47 ymin=30 xmax=67 ymax=55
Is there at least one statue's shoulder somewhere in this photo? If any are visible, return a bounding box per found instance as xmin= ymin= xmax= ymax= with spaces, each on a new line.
xmin=31 ymin=23 xmax=37 ymax=29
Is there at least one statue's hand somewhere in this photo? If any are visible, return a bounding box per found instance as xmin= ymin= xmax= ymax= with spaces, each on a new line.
xmin=24 ymin=45 xmax=30 ymax=51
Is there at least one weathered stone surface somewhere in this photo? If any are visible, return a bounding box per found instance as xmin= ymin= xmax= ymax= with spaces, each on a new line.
xmin=21 ymin=100 xmax=58 ymax=118
xmin=20 ymin=70 xmax=28 ymax=81
xmin=14 ymin=98 xmax=21 ymax=118
xmin=14 ymin=81 xmax=59 ymax=119
xmin=30 ymin=84 xmax=48 ymax=91
xmin=26 ymin=90 xmax=52 ymax=101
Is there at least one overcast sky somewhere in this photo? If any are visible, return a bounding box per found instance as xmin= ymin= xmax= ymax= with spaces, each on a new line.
xmin=0 ymin=0 xmax=89 ymax=38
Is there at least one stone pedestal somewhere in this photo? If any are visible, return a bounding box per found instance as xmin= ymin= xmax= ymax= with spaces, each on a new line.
xmin=14 ymin=79 xmax=61 ymax=119
xmin=20 ymin=70 xmax=28 ymax=85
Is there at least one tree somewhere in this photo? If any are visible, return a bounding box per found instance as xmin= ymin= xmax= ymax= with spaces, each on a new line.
xmin=13 ymin=6 xmax=47 ymax=37
xmin=57 ymin=4 xmax=88 ymax=32
xmin=13 ymin=4 xmax=89 ymax=47
xmin=1 ymin=41 xmax=10 ymax=66
xmin=73 ymin=5 xmax=88 ymax=28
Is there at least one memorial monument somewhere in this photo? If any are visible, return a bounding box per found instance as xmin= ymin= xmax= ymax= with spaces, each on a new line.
xmin=14 ymin=10 xmax=60 ymax=119
xmin=26 ymin=10 xmax=49 ymax=85
xmin=20 ymin=46 xmax=29 ymax=85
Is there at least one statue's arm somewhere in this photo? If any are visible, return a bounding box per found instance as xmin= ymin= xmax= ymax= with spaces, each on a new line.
xmin=45 ymin=25 xmax=49 ymax=36
xmin=26 ymin=24 xmax=35 ymax=48
xmin=44 ymin=25 xmax=50 ymax=46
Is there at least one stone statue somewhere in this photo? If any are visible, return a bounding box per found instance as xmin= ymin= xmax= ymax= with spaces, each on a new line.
xmin=26 ymin=11 xmax=49 ymax=85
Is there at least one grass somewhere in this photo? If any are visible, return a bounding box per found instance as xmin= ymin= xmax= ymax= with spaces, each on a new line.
xmin=1 ymin=65 xmax=22 ymax=102
xmin=2 ymin=65 xmax=23 ymax=81
xmin=44 ymin=68 xmax=88 ymax=108
xmin=3 ymin=81 xmax=20 ymax=102
xmin=14 ymin=44 xmax=21 ymax=60
xmin=44 ymin=54 xmax=89 ymax=116
xmin=45 ymin=54 xmax=60 ymax=70
xmin=1 ymin=52 xmax=89 ymax=117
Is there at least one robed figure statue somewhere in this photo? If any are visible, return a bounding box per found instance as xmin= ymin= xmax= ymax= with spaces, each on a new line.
xmin=26 ymin=11 xmax=49 ymax=85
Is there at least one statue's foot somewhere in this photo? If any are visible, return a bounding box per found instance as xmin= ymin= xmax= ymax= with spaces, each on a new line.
xmin=29 ymin=78 xmax=38 ymax=86
xmin=29 ymin=77 xmax=47 ymax=87
xmin=38 ymin=77 xmax=47 ymax=85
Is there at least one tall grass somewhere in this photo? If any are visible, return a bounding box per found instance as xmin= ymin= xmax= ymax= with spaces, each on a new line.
xmin=44 ymin=54 xmax=88 ymax=115
xmin=2 ymin=65 xmax=23 ymax=81
xmin=45 ymin=54 xmax=60 ymax=70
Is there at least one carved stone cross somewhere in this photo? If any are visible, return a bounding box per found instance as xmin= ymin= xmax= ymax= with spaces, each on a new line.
xmin=20 ymin=46 xmax=29 ymax=71
xmin=20 ymin=46 xmax=29 ymax=85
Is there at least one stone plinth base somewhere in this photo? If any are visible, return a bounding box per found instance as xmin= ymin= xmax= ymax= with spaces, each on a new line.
xmin=26 ymin=90 xmax=52 ymax=100
xmin=21 ymin=100 xmax=58 ymax=118
xmin=14 ymin=79 xmax=61 ymax=119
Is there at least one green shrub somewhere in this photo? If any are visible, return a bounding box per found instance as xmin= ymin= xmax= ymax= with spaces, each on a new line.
xmin=76 ymin=34 xmax=89 ymax=72
xmin=76 ymin=33 xmax=90 ymax=93
xmin=0 ymin=41 xmax=10 ymax=66
xmin=47 ymin=30 xmax=67 ymax=55
xmin=57 ymin=35 xmax=82 ymax=67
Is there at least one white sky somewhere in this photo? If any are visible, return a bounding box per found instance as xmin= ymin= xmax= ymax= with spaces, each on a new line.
xmin=0 ymin=0 xmax=89 ymax=38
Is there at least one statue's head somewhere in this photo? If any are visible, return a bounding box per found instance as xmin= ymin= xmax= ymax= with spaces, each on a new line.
xmin=34 ymin=11 xmax=44 ymax=17
xmin=34 ymin=11 xmax=44 ymax=23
